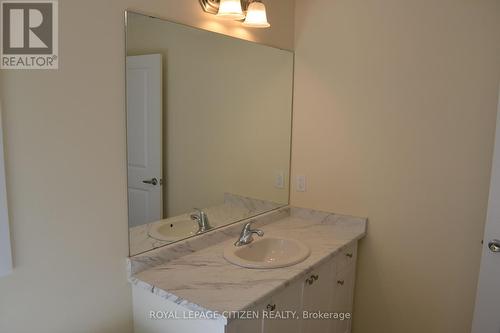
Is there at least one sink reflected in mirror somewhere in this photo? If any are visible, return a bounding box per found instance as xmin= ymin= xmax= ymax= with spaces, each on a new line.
xmin=224 ymin=237 xmax=310 ymax=269
xmin=148 ymin=219 xmax=198 ymax=242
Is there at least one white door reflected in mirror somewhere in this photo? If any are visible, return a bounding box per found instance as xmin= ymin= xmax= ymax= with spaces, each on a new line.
xmin=126 ymin=54 xmax=163 ymax=228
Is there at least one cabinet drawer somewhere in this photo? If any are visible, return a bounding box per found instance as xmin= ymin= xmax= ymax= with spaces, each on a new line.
xmin=336 ymin=242 xmax=357 ymax=273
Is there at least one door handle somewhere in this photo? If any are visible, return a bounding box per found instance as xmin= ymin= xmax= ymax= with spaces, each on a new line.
xmin=142 ymin=178 xmax=158 ymax=186
xmin=488 ymin=240 xmax=500 ymax=253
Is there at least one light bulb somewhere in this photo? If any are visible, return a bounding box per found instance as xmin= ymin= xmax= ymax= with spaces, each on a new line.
xmin=242 ymin=1 xmax=270 ymax=28
xmin=216 ymin=0 xmax=245 ymax=20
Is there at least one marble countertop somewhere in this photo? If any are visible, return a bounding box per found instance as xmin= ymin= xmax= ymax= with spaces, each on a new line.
xmin=129 ymin=207 xmax=367 ymax=324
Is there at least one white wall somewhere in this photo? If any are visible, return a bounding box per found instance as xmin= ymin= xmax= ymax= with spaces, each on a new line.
xmin=127 ymin=13 xmax=293 ymax=217
xmin=0 ymin=0 xmax=295 ymax=332
xmin=292 ymin=0 xmax=500 ymax=332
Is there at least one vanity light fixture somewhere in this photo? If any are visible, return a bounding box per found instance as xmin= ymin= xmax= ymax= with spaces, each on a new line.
xmin=199 ymin=0 xmax=270 ymax=28
xmin=216 ymin=0 xmax=246 ymax=20
xmin=243 ymin=0 xmax=270 ymax=28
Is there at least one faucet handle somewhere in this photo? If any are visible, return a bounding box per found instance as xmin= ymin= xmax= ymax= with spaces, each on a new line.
xmin=242 ymin=221 xmax=253 ymax=231
xmin=234 ymin=221 xmax=264 ymax=247
xmin=242 ymin=221 xmax=259 ymax=234
xmin=193 ymin=208 xmax=208 ymax=218
xmin=245 ymin=221 xmax=263 ymax=234
xmin=241 ymin=221 xmax=264 ymax=237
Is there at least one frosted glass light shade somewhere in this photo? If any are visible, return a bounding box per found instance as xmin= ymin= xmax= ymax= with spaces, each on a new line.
xmin=242 ymin=1 xmax=270 ymax=28
xmin=216 ymin=0 xmax=245 ymax=20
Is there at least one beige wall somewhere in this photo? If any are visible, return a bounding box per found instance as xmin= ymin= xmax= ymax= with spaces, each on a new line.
xmin=0 ymin=0 xmax=294 ymax=332
xmin=292 ymin=0 xmax=500 ymax=332
xmin=127 ymin=13 xmax=293 ymax=217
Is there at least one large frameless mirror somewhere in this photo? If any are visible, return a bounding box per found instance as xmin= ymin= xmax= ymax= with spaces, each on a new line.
xmin=126 ymin=11 xmax=294 ymax=256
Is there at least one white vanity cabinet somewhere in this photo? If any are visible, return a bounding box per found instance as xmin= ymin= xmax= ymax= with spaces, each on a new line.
xmin=132 ymin=241 xmax=360 ymax=333
xmin=225 ymin=241 xmax=358 ymax=333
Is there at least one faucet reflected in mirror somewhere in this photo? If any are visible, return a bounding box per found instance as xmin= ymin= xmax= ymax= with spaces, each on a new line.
xmin=190 ymin=208 xmax=212 ymax=234
xmin=125 ymin=11 xmax=294 ymax=256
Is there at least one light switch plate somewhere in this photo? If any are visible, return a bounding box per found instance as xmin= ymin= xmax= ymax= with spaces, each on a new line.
xmin=275 ymin=171 xmax=285 ymax=189
xmin=296 ymin=175 xmax=306 ymax=192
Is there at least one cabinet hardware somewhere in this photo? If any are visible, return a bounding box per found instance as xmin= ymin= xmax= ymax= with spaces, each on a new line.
xmin=266 ymin=304 xmax=276 ymax=311
xmin=306 ymin=274 xmax=319 ymax=285
xmin=345 ymin=253 xmax=353 ymax=258
xmin=337 ymin=280 xmax=345 ymax=286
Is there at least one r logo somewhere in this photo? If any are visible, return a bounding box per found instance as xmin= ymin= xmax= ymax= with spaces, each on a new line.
xmin=1 ymin=1 xmax=58 ymax=69
xmin=2 ymin=2 xmax=53 ymax=54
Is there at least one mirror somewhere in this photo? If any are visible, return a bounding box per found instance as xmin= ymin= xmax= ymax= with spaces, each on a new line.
xmin=126 ymin=11 xmax=293 ymax=256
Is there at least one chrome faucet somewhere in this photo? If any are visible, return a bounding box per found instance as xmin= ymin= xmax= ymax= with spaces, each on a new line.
xmin=190 ymin=208 xmax=212 ymax=234
xmin=234 ymin=221 xmax=264 ymax=247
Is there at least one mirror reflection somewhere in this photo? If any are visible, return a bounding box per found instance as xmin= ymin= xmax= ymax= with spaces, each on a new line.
xmin=126 ymin=12 xmax=293 ymax=256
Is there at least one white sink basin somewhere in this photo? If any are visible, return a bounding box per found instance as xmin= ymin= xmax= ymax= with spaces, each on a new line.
xmin=149 ymin=219 xmax=198 ymax=241
xmin=224 ymin=237 xmax=310 ymax=269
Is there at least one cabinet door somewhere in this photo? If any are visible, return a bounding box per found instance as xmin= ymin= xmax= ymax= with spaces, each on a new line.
xmin=226 ymin=311 xmax=263 ymax=333
xmin=262 ymin=279 xmax=303 ymax=333
xmin=332 ymin=267 xmax=355 ymax=333
xmin=301 ymin=260 xmax=335 ymax=333
xmin=337 ymin=243 xmax=357 ymax=273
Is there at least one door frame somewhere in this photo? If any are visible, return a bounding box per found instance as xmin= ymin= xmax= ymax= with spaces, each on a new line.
xmin=0 ymin=105 xmax=12 ymax=277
